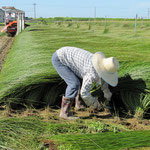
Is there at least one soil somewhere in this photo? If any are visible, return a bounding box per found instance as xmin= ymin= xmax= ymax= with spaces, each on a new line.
xmin=1 ymin=106 xmax=150 ymax=131
xmin=77 ymin=109 xmax=150 ymax=131
xmin=42 ymin=140 xmax=57 ymax=150
xmin=0 ymin=30 xmax=14 ymax=72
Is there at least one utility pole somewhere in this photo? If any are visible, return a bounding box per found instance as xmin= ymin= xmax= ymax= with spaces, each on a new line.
xmin=33 ymin=3 xmax=36 ymax=19
xmin=135 ymin=14 xmax=138 ymax=34
xmin=94 ymin=7 xmax=96 ymax=20
xmin=142 ymin=17 xmax=143 ymax=26
xmin=148 ymin=8 xmax=150 ymax=19
xmin=105 ymin=16 xmax=107 ymax=30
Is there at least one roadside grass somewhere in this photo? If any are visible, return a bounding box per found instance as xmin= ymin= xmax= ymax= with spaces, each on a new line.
xmin=0 ymin=31 xmax=6 ymax=37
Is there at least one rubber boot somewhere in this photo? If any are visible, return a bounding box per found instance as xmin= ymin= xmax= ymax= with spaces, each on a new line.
xmin=59 ymin=96 xmax=79 ymax=120
xmin=75 ymin=93 xmax=86 ymax=111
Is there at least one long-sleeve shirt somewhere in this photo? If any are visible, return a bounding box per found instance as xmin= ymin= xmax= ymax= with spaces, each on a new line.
xmin=56 ymin=46 xmax=111 ymax=106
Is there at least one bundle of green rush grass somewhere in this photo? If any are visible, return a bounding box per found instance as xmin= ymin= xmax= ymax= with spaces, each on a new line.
xmin=0 ymin=26 xmax=66 ymax=107
xmin=92 ymin=74 xmax=150 ymax=119
xmin=0 ymin=117 xmax=46 ymax=150
xmin=112 ymin=74 xmax=150 ymax=118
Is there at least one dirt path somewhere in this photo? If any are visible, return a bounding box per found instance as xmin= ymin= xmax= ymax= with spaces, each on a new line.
xmin=0 ymin=36 xmax=14 ymax=72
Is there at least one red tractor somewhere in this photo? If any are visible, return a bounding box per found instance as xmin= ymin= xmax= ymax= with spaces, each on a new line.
xmin=6 ymin=21 xmax=17 ymax=36
xmin=1 ymin=21 xmax=17 ymax=36
xmin=1 ymin=7 xmax=25 ymax=36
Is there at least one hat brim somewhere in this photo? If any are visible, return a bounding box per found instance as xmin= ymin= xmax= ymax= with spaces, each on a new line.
xmin=92 ymin=52 xmax=118 ymax=87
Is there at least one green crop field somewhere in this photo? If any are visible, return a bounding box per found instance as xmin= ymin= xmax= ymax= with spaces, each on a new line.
xmin=0 ymin=20 xmax=150 ymax=115
xmin=0 ymin=20 xmax=150 ymax=149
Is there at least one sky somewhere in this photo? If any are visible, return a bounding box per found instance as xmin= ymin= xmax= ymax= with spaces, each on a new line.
xmin=0 ymin=0 xmax=150 ymax=18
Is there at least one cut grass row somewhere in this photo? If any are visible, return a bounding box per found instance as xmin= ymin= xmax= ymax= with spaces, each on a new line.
xmin=50 ymin=130 xmax=150 ymax=150
xmin=0 ymin=115 xmax=150 ymax=150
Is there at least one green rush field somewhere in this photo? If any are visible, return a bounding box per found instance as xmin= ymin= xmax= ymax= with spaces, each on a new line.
xmin=0 ymin=20 xmax=150 ymax=150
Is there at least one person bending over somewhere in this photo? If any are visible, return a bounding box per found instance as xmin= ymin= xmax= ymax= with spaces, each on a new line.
xmin=52 ymin=47 xmax=119 ymax=120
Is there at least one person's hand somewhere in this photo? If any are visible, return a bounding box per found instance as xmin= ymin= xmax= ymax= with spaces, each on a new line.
xmin=93 ymin=99 xmax=101 ymax=110
xmin=89 ymin=99 xmax=101 ymax=113
xmin=101 ymin=81 xmax=112 ymax=101
xmin=104 ymin=91 xmax=112 ymax=101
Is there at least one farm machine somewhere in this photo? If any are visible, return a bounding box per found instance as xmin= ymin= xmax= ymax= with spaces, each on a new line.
xmin=1 ymin=20 xmax=17 ymax=36
xmin=0 ymin=7 xmax=25 ymax=36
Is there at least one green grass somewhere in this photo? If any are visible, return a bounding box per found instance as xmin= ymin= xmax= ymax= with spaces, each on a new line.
xmin=0 ymin=21 xmax=150 ymax=111
xmin=0 ymin=31 xmax=6 ymax=37
xmin=0 ymin=116 xmax=45 ymax=150
xmin=50 ymin=131 xmax=150 ymax=150
xmin=0 ymin=115 xmax=150 ymax=150
xmin=1 ymin=20 xmax=150 ymax=150
xmin=0 ymin=116 xmax=120 ymax=150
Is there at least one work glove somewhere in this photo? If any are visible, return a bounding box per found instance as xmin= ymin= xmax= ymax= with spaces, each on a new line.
xmin=88 ymin=99 xmax=102 ymax=113
xmin=103 ymin=91 xmax=112 ymax=109
xmin=104 ymin=91 xmax=112 ymax=101
xmin=92 ymin=99 xmax=101 ymax=110
xmin=102 ymin=83 xmax=112 ymax=109
xmin=81 ymin=94 xmax=102 ymax=111
xmin=101 ymin=80 xmax=112 ymax=101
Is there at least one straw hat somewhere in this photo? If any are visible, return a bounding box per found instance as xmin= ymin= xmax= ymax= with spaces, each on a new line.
xmin=92 ymin=52 xmax=119 ymax=87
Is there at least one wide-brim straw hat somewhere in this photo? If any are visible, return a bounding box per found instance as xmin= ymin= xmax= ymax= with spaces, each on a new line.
xmin=92 ymin=52 xmax=119 ymax=87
